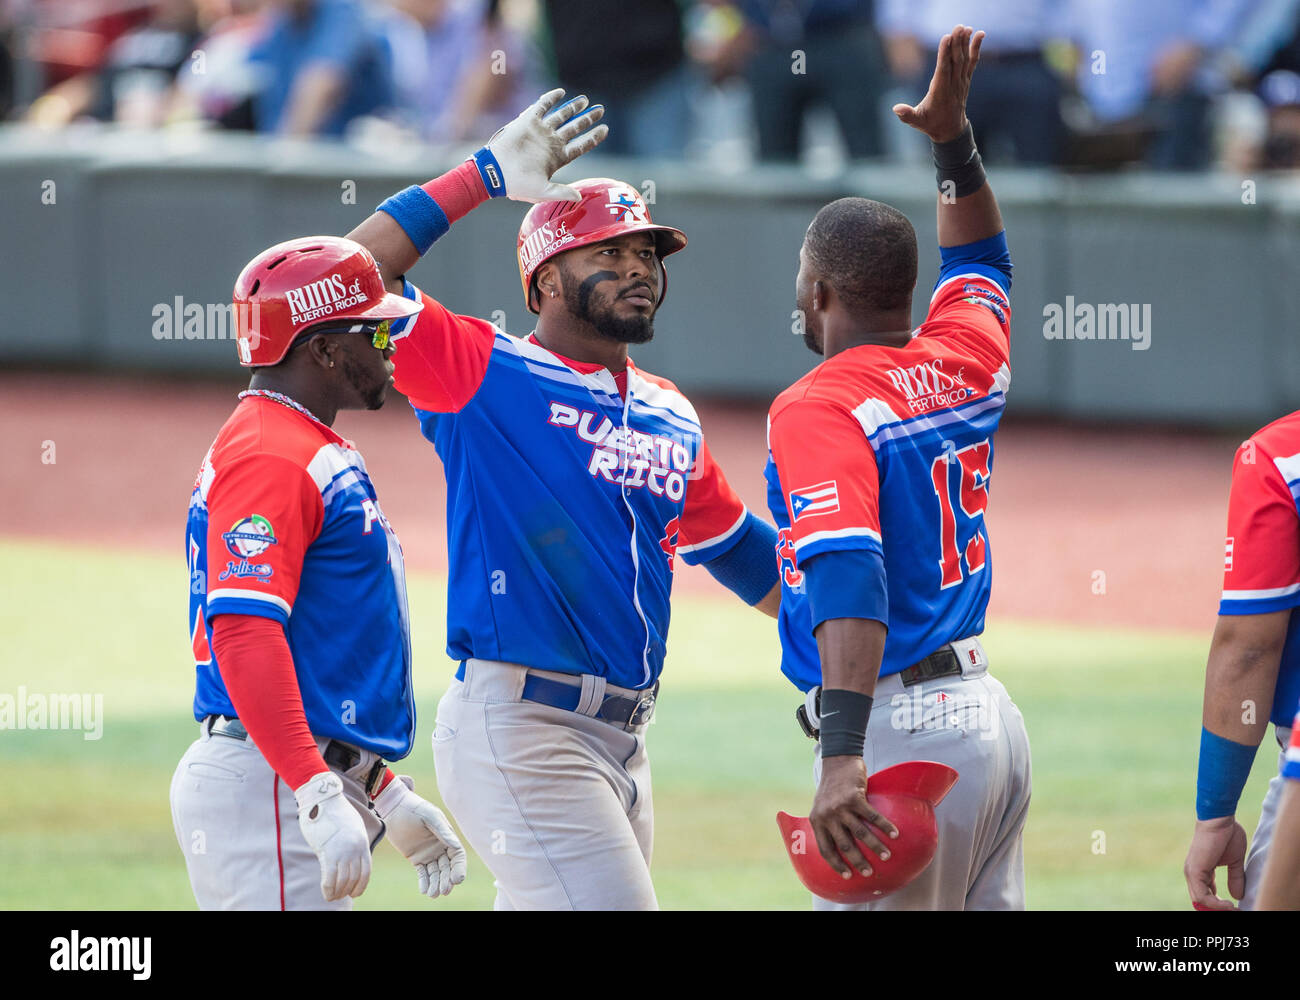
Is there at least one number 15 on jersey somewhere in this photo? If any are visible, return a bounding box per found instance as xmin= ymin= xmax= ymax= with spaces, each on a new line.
xmin=930 ymin=439 xmax=991 ymax=589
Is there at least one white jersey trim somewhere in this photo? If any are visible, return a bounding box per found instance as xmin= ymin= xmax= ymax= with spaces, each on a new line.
xmin=498 ymin=334 xmax=623 ymax=401
xmin=208 ymin=588 xmax=292 ymax=615
xmin=627 ymin=370 xmax=702 ymax=431
xmin=851 ymin=396 xmax=905 ymax=439
xmin=676 ymin=509 xmax=748 ymax=555
xmin=793 ymin=526 xmax=882 ymax=553
xmin=305 ymin=443 xmax=362 ymax=495
xmin=1221 ymin=583 xmax=1300 ymax=601
xmin=1273 ymin=452 xmax=1300 ymax=486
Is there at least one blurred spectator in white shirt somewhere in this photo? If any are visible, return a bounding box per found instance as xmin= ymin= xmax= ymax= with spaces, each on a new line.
xmin=1064 ymin=0 xmax=1258 ymax=169
xmin=877 ymin=0 xmax=1065 ymax=164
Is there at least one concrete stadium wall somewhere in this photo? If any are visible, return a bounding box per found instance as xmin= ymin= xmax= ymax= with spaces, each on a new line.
xmin=3 ymin=125 xmax=1298 ymax=429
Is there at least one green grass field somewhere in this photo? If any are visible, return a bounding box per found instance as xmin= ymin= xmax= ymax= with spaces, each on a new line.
xmin=0 ymin=537 xmax=1279 ymax=910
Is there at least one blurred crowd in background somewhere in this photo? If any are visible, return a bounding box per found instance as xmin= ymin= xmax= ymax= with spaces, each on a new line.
xmin=8 ymin=0 xmax=1300 ymax=171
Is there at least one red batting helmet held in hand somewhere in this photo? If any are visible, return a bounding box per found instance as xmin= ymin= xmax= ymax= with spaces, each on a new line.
xmin=776 ymin=760 xmax=959 ymax=904
xmin=516 ymin=178 xmax=687 ymax=314
xmin=233 ymin=236 xmax=423 ymax=367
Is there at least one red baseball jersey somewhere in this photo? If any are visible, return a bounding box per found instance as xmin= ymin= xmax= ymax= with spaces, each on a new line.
xmin=1219 ymin=409 xmax=1300 ymax=727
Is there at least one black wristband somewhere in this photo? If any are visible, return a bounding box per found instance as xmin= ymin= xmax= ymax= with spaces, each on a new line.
xmin=932 ymin=121 xmax=986 ymax=199
xmin=818 ymin=688 xmax=873 ymax=758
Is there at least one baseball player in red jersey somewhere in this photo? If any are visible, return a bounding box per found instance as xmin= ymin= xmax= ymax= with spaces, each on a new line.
xmin=171 ymin=236 xmax=467 ymax=909
xmin=766 ymin=26 xmax=1031 ymax=909
xmin=1185 ymin=408 xmax=1300 ymax=909
xmin=339 ymin=90 xmax=782 ymax=909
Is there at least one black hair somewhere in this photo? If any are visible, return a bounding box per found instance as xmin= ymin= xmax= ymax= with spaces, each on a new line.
xmin=804 ymin=198 xmax=918 ymax=313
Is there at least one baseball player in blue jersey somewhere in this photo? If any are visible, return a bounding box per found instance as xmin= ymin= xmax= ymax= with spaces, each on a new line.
xmin=172 ymin=235 xmax=467 ymax=909
xmin=767 ymin=25 xmax=1032 ymax=910
xmin=343 ymin=89 xmax=782 ymax=909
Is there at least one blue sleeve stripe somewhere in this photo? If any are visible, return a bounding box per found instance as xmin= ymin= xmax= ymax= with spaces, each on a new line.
xmin=794 ymin=534 xmax=884 ymax=566
xmin=803 ymin=549 xmax=888 ymax=630
xmin=1218 ymin=590 xmax=1300 ymax=616
xmin=206 ymin=597 xmax=290 ymax=627
xmin=936 ymin=230 xmax=1012 ymax=292
xmin=697 ymin=513 xmax=780 ymax=605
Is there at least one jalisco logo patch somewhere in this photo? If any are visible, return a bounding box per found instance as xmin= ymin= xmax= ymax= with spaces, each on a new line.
xmin=219 ymin=514 xmax=277 ymax=581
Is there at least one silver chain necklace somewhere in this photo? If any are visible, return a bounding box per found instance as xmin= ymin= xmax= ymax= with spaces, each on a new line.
xmin=238 ymin=388 xmax=326 ymax=426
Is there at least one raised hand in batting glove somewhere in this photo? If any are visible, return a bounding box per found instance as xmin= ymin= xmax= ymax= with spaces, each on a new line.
xmin=471 ymin=88 xmax=608 ymax=203
xmin=295 ymin=771 xmax=372 ymax=902
xmin=372 ymin=775 xmax=468 ymax=899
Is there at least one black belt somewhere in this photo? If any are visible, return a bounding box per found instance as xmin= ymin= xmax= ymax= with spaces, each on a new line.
xmin=795 ymin=647 xmax=965 ymax=741
xmin=520 ymin=674 xmax=658 ymax=730
xmin=899 ymin=646 xmax=962 ymax=687
xmin=205 ymin=715 xmax=388 ymax=796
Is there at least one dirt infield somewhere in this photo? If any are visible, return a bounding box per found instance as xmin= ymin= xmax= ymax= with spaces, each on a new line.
xmin=5 ymin=371 xmax=1245 ymax=633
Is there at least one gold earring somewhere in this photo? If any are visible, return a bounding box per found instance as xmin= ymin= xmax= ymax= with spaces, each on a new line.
xmin=329 ymin=360 xmax=335 ymax=368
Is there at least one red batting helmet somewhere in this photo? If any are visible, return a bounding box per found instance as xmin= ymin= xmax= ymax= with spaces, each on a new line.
xmin=233 ymin=236 xmax=423 ymax=367
xmin=776 ymin=760 xmax=959 ymax=904
xmin=516 ymin=178 xmax=687 ymax=314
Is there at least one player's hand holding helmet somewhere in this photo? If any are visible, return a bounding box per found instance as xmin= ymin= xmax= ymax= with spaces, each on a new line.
xmin=294 ymin=771 xmax=373 ymax=902
xmin=477 ymin=88 xmax=608 ymax=203
xmin=372 ymin=775 xmax=468 ymax=899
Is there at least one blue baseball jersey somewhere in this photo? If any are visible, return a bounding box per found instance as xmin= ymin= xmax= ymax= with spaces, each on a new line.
xmin=186 ymin=396 xmax=415 ymax=758
xmin=767 ymin=234 xmax=1013 ymax=692
xmin=390 ymin=282 xmax=753 ymax=690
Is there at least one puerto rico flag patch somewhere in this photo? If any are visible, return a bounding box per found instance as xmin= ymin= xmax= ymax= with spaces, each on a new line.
xmin=789 ymin=481 xmax=840 ymax=521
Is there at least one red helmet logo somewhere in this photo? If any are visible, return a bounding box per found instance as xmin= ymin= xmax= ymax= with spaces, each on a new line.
xmin=516 ymin=178 xmax=687 ymax=314
xmin=777 ymin=760 xmax=959 ymax=903
xmin=233 ymin=236 xmax=423 ymax=367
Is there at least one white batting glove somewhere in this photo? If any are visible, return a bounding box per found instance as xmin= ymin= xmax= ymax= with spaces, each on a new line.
xmin=372 ymin=775 xmax=468 ymax=899
xmin=473 ymin=88 xmax=608 ymax=203
xmin=294 ymin=771 xmax=372 ymax=903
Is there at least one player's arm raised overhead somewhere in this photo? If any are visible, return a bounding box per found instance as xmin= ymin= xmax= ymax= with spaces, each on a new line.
xmin=893 ymin=25 xmax=1003 ymax=249
xmin=347 ymin=89 xmax=607 ymax=289
xmin=342 ymin=90 xmax=607 ymax=412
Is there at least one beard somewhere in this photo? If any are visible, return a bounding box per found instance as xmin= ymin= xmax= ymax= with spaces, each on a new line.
xmin=802 ymin=328 xmax=823 ymax=356
xmin=342 ymin=354 xmax=387 ymax=410
xmin=564 ymin=269 xmax=656 ymax=345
